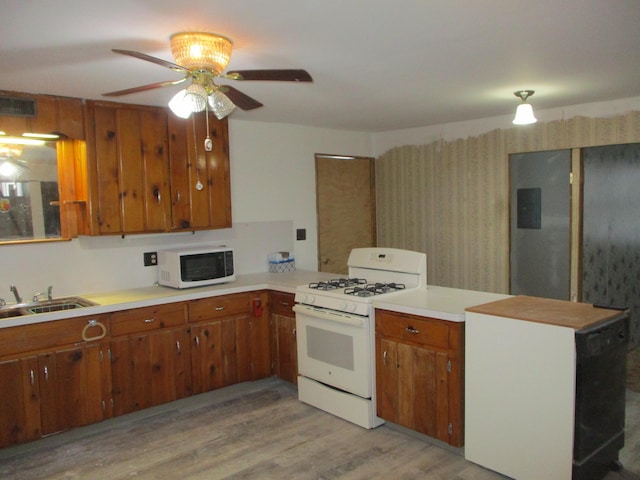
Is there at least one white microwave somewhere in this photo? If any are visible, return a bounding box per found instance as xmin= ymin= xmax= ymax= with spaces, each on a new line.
xmin=158 ymin=246 xmax=235 ymax=289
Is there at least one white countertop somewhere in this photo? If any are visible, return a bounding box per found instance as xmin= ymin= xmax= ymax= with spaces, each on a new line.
xmin=0 ymin=270 xmax=337 ymax=329
xmin=0 ymin=271 xmax=512 ymax=328
xmin=373 ymin=285 xmax=512 ymax=322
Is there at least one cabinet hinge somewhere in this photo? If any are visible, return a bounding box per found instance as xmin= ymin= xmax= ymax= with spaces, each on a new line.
xmin=448 ymin=422 xmax=453 ymax=435
xmin=447 ymin=360 xmax=451 ymax=373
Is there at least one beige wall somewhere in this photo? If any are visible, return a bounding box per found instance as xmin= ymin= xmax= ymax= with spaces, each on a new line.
xmin=376 ymin=111 xmax=640 ymax=293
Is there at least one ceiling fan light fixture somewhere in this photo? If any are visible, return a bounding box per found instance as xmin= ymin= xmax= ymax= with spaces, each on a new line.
xmin=170 ymin=32 xmax=233 ymax=73
xmin=168 ymin=90 xmax=192 ymax=118
xmin=512 ymin=90 xmax=537 ymax=125
xmin=208 ymin=90 xmax=236 ymax=120
xmin=183 ymin=82 xmax=208 ymax=112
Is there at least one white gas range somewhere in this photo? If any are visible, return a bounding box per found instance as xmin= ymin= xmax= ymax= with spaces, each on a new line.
xmin=293 ymin=247 xmax=427 ymax=429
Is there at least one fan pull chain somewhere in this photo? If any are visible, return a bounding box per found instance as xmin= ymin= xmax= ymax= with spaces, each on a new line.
xmin=204 ymin=101 xmax=213 ymax=152
xmin=192 ymin=114 xmax=203 ymax=191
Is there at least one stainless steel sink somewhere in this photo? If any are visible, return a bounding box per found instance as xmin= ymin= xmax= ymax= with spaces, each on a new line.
xmin=25 ymin=297 xmax=98 ymax=314
xmin=0 ymin=308 xmax=25 ymax=319
xmin=0 ymin=297 xmax=98 ymax=318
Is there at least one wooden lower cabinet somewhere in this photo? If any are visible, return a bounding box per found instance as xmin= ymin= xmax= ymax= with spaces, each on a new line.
xmin=375 ymin=309 xmax=464 ymax=447
xmin=269 ymin=291 xmax=298 ymax=384
xmin=0 ymin=290 xmax=275 ymax=450
xmin=189 ymin=292 xmax=270 ymax=394
xmin=109 ymin=303 xmax=191 ymax=416
xmin=0 ymin=315 xmax=112 ymax=448
xmin=0 ymin=356 xmax=41 ymax=447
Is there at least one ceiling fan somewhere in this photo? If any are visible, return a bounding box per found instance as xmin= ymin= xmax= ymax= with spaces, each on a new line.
xmin=103 ymin=31 xmax=313 ymax=119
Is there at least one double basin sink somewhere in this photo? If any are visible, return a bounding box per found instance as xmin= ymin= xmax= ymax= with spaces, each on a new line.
xmin=0 ymin=297 xmax=97 ymax=320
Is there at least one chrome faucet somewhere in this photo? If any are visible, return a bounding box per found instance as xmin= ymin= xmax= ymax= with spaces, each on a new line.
xmin=33 ymin=286 xmax=53 ymax=302
xmin=9 ymin=285 xmax=22 ymax=304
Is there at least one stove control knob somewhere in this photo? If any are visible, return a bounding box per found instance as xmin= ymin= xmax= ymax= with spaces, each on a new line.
xmin=303 ymin=294 xmax=315 ymax=305
xmin=345 ymin=302 xmax=357 ymax=313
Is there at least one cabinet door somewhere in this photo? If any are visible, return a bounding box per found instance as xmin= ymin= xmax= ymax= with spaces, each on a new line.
xmin=0 ymin=357 xmax=40 ymax=448
xmin=167 ymin=112 xmax=231 ymax=230
xmin=271 ymin=313 xmax=298 ymax=384
xmin=236 ymin=293 xmax=271 ymax=382
xmin=375 ymin=337 xmax=399 ymax=424
xmin=191 ymin=316 xmax=239 ymax=393
xmin=87 ymin=102 xmax=170 ymax=234
xmin=110 ymin=327 xmax=191 ymax=416
xmin=376 ymin=338 xmax=455 ymax=444
xmin=37 ymin=342 xmax=112 ymax=436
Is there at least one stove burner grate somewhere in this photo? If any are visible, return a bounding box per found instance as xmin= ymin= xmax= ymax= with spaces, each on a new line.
xmin=308 ymin=278 xmax=367 ymax=290
xmin=344 ymin=282 xmax=406 ymax=297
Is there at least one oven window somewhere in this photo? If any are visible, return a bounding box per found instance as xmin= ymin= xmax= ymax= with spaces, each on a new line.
xmin=306 ymin=326 xmax=354 ymax=370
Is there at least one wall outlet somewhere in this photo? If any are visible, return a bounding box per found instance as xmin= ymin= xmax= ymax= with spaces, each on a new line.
xmin=296 ymin=228 xmax=306 ymax=241
xmin=143 ymin=251 xmax=158 ymax=266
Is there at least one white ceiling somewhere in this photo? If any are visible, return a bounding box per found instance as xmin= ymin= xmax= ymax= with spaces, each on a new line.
xmin=1 ymin=0 xmax=639 ymax=132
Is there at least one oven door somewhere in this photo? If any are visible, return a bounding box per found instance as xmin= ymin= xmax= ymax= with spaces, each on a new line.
xmin=293 ymin=304 xmax=372 ymax=398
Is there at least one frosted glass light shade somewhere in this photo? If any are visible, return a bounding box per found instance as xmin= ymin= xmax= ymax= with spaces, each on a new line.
xmin=208 ymin=91 xmax=236 ymax=119
xmin=170 ymin=32 xmax=233 ymax=73
xmin=513 ymin=103 xmax=537 ymax=125
xmin=168 ymin=90 xmax=192 ymax=118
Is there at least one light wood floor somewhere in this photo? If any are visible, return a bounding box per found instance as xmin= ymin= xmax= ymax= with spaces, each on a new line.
xmin=0 ymin=378 xmax=638 ymax=480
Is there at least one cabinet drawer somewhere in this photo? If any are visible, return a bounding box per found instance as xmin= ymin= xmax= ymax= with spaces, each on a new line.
xmin=189 ymin=293 xmax=251 ymax=323
xmin=375 ymin=309 xmax=449 ymax=349
xmin=270 ymin=291 xmax=295 ymax=317
xmin=0 ymin=314 xmax=110 ymax=359
xmin=110 ymin=302 xmax=187 ymax=336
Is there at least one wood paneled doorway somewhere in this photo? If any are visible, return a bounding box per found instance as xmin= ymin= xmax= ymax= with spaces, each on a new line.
xmin=315 ymin=154 xmax=376 ymax=274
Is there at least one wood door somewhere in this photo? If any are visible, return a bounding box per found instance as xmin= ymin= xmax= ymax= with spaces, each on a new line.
xmin=88 ymin=102 xmax=169 ymax=234
xmin=0 ymin=357 xmax=40 ymax=448
xmin=110 ymin=327 xmax=191 ymax=416
xmin=236 ymin=293 xmax=271 ymax=382
xmin=167 ymin=112 xmax=231 ymax=231
xmin=375 ymin=337 xmax=399 ymax=424
xmin=271 ymin=313 xmax=298 ymax=384
xmin=37 ymin=344 xmax=109 ymax=435
xmin=315 ymin=155 xmax=376 ymax=274
xmin=191 ymin=317 xmax=239 ymax=393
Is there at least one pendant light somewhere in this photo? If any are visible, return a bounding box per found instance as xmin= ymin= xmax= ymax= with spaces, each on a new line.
xmin=512 ymin=90 xmax=537 ymax=125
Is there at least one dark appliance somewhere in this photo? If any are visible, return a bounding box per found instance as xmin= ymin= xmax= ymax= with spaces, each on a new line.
xmin=573 ymin=309 xmax=630 ymax=480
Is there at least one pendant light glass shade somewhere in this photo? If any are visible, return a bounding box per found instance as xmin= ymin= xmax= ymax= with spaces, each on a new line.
xmin=183 ymin=83 xmax=208 ymax=112
xmin=208 ymin=90 xmax=236 ymax=119
xmin=170 ymin=32 xmax=233 ymax=74
xmin=512 ymin=90 xmax=537 ymax=125
xmin=168 ymin=90 xmax=192 ymax=118
xmin=513 ymin=103 xmax=537 ymax=125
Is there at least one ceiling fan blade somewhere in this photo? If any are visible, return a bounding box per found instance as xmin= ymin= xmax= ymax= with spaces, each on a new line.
xmin=112 ymin=49 xmax=187 ymax=73
xmin=219 ymin=85 xmax=264 ymax=110
xmin=103 ymin=78 xmax=187 ymax=97
xmin=225 ymin=69 xmax=313 ymax=82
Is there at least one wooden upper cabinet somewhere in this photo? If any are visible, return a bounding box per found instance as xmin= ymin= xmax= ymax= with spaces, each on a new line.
xmin=85 ymin=101 xmax=170 ymax=235
xmin=168 ymin=111 xmax=231 ymax=231
xmin=83 ymin=100 xmax=231 ymax=236
xmin=0 ymin=90 xmax=84 ymax=139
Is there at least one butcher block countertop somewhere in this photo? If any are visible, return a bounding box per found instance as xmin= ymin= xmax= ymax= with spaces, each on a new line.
xmin=465 ymin=295 xmax=625 ymax=330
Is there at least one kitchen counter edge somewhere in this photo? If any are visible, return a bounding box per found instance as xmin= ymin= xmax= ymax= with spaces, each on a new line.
xmin=0 ymin=270 xmax=336 ymax=329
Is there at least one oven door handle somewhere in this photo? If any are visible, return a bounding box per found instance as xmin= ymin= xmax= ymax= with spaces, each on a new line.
xmin=293 ymin=304 xmax=366 ymax=327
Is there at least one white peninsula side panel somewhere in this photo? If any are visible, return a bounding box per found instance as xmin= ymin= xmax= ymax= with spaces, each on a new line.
xmin=464 ymin=312 xmax=576 ymax=480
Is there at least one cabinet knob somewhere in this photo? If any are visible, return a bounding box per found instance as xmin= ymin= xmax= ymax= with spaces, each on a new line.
xmin=405 ymin=326 xmax=420 ymax=334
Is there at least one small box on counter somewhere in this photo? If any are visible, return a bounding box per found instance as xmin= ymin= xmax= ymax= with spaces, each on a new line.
xmin=269 ymin=251 xmax=295 ymax=273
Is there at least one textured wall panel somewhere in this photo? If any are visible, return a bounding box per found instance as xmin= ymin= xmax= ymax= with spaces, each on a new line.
xmin=376 ymin=111 xmax=640 ymax=294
